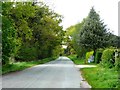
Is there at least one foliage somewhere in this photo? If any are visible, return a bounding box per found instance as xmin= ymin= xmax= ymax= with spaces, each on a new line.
xmin=115 ymin=57 xmax=120 ymax=71
xmin=95 ymin=49 xmax=103 ymax=64
xmin=27 ymin=2 xmax=64 ymax=59
xmin=16 ymin=44 xmax=38 ymax=61
xmin=2 ymin=16 xmax=17 ymax=65
xmin=114 ymin=49 xmax=120 ymax=71
xmin=108 ymin=34 xmax=120 ymax=48
xmin=81 ymin=66 xmax=119 ymax=88
xmin=85 ymin=51 xmax=94 ymax=63
xmin=52 ymin=45 xmax=64 ymax=57
xmin=101 ymin=48 xmax=115 ymax=68
xmin=79 ymin=7 xmax=109 ymax=57
xmin=2 ymin=2 xmax=16 ymax=65
xmin=65 ymin=19 xmax=88 ymax=57
xmin=69 ymin=54 xmax=98 ymax=65
xmin=68 ymin=54 xmax=85 ymax=65
xmin=2 ymin=2 xmax=64 ymax=64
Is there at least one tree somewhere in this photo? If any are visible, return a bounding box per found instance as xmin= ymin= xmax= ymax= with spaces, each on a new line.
xmin=28 ymin=2 xmax=64 ymax=59
xmin=79 ymin=7 xmax=109 ymax=57
xmin=2 ymin=1 xmax=64 ymax=63
xmin=2 ymin=2 xmax=17 ymax=65
xmin=65 ymin=19 xmax=88 ymax=57
xmin=108 ymin=33 xmax=120 ymax=48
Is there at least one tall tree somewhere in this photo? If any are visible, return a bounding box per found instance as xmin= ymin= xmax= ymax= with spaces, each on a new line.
xmin=2 ymin=2 xmax=64 ymax=63
xmin=65 ymin=18 xmax=88 ymax=57
xmin=79 ymin=7 xmax=109 ymax=56
xmin=2 ymin=2 xmax=17 ymax=65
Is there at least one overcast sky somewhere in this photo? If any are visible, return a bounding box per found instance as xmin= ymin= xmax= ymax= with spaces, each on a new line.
xmin=42 ymin=0 xmax=119 ymax=35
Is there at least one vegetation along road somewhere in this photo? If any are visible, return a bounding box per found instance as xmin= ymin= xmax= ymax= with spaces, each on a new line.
xmin=2 ymin=1 xmax=120 ymax=89
xmin=2 ymin=56 xmax=92 ymax=88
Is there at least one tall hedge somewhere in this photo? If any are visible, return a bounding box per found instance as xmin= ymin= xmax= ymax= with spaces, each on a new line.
xmin=101 ymin=49 xmax=115 ymax=68
xmin=95 ymin=49 xmax=103 ymax=64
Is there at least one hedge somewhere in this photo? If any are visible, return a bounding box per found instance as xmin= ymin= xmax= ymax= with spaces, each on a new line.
xmin=101 ymin=49 xmax=115 ymax=68
xmin=95 ymin=49 xmax=104 ymax=64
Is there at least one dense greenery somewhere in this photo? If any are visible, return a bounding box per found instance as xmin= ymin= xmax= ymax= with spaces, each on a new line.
xmin=66 ymin=7 xmax=119 ymax=58
xmin=66 ymin=7 xmax=120 ymax=88
xmin=85 ymin=51 xmax=94 ymax=63
xmin=79 ymin=7 xmax=110 ymax=57
xmin=94 ymin=49 xmax=103 ymax=64
xmin=2 ymin=1 xmax=120 ymax=88
xmin=68 ymin=54 xmax=96 ymax=65
xmin=68 ymin=55 xmax=85 ymax=65
xmin=100 ymin=48 xmax=120 ymax=71
xmin=2 ymin=2 xmax=64 ymax=65
xmin=81 ymin=66 xmax=119 ymax=88
xmin=101 ymin=48 xmax=115 ymax=68
xmin=114 ymin=54 xmax=120 ymax=71
xmin=65 ymin=19 xmax=87 ymax=57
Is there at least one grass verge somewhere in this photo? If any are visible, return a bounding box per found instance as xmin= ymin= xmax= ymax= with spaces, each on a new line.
xmin=80 ymin=66 xmax=119 ymax=88
xmin=1 ymin=57 xmax=57 ymax=75
xmin=68 ymin=54 xmax=96 ymax=65
xmin=68 ymin=54 xmax=85 ymax=65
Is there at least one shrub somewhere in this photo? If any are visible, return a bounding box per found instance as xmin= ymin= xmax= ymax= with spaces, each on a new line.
xmin=95 ymin=49 xmax=104 ymax=64
xmin=16 ymin=44 xmax=38 ymax=61
xmin=2 ymin=55 xmax=9 ymax=65
xmin=101 ymin=49 xmax=115 ymax=68
xmin=86 ymin=51 xmax=94 ymax=63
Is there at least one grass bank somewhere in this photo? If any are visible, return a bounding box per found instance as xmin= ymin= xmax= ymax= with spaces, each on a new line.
xmin=1 ymin=57 xmax=57 ymax=75
xmin=68 ymin=54 xmax=84 ymax=65
xmin=81 ymin=66 xmax=119 ymax=88
xmin=68 ymin=54 xmax=119 ymax=88
xmin=68 ymin=54 xmax=96 ymax=65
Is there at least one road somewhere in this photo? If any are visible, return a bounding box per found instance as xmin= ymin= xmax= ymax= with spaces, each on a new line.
xmin=2 ymin=56 xmax=83 ymax=88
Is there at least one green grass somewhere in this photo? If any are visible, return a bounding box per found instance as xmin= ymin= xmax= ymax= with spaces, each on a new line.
xmin=68 ymin=54 xmax=119 ymax=88
xmin=1 ymin=57 xmax=57 ymax=75
xmin=81 ymin=66 xmax=119 ymax=88
xmin=68 ymin=54 xmax=85 ymax=65
xmin=68 ymin=54 xmax=96 ymax=65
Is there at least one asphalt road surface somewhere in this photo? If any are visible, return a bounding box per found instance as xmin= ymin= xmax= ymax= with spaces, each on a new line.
xmin=2 ymin=56 xmax=82 ymax=88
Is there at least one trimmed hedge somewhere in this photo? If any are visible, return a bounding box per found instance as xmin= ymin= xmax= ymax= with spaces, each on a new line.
xmin=101 ymin=49 xmax=115 ymax=68
xmin=95 ymin=49 xmax=103 ymax=64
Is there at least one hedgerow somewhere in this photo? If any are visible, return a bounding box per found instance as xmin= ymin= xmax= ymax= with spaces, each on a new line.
xmin=95 ymin=49 xmax=104 ymax=64
xmin=101 ymin=49 xmax=115 ymax=68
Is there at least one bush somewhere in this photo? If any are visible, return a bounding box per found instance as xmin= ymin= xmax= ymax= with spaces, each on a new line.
xmin=95 ymin=49 xmax=103 ymax=64
xmin=101 ymin=49 xmax=115 ymax=68
xmin=2 ymin=55 xmax=9 ymax=65
xmin=16 ymin=44 xmax=38 ymax=61
xmin=85 ymin=51 xmax=94 ymax=63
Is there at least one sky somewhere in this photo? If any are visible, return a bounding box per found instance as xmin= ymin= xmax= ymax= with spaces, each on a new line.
xmin=41 ymin=0 xmax=119 ymax=36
